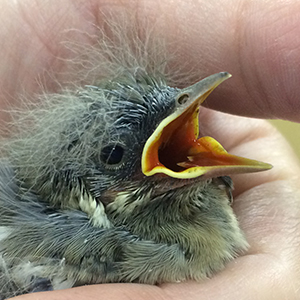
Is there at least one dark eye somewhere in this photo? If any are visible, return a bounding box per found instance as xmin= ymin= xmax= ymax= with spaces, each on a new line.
xmin=100 ymin=145 xmax=124 ymax=165
xmin=177 ymin=94 xmax=189 ymax=105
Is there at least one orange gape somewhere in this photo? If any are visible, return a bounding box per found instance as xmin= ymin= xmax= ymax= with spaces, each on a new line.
xmin=142 ymin=73 xmax=271 ymax=179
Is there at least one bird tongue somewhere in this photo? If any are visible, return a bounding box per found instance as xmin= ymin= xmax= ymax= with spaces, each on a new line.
xmin=141 ymin=72 xmax=272 ymax=179
xmin=176 ymin=136 xmax=272 ymax=178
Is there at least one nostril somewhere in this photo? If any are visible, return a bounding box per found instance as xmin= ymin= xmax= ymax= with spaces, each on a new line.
xmin=177 ymin=94 xmax=189 ymax=105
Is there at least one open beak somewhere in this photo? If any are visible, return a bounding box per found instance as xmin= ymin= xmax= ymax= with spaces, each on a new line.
xmin=141 ymin=72 xmax=272 ymax=179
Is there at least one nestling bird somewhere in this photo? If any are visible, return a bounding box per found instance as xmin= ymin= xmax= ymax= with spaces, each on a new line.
xmin=0 ymin=21 xmax=272 ymax=299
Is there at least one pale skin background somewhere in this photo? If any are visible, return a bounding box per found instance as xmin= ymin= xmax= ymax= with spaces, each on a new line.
xmin=270 ymin=119 xmax=300 ymax=158
xmin=0 ymin=0 xmax=299 ymax=299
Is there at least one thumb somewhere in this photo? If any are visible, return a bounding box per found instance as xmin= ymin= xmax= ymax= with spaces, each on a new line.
xmin=147 ymin=0 xmax=300 ymax=122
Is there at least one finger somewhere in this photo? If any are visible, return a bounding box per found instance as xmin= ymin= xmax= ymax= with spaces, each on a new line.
xmin=199 ymin=109 xmax=300 ymax=270
xmin=199 ymin=108 xmax=300 ymax=195
xmin=90 ymin=0 xmax=300 ymax=121
xmin=11 ymin=283 xmax=161 ymax=300
xmin=13 ymin=253 xmax=298 ymax=300
xmin=2 ymin=0 xmax=300 ymax=124
xmin=142 ymin=0 xmax=300 ymax=121
xmin=233 ymin=181 xmax=300 ymax=254
xmin=161 ymin=254 xmax=297 ymax=300
xmin=0 ymin=0 xmax=99 ymax=125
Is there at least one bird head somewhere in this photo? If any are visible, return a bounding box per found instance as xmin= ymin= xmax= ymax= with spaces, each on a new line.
xmin=8 ymin=71 xmax=271 ymax=233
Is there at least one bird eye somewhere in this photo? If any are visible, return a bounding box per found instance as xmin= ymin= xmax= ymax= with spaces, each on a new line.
xmin=100 ymin=145 xmax=124 ymax=165
xmin=177 ymin=94 xmax=189 ymax=105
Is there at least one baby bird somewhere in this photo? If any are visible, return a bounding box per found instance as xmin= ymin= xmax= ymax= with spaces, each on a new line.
xmin=0 ymin=22 xmax=271 ymax=299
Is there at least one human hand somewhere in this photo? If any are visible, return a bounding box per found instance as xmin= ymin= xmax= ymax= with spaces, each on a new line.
xmin=1 ymin=0 xmax=299 ymax=299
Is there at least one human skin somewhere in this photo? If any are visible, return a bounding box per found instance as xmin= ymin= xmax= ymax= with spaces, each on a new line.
xmin=1 ymin=0 xmax=299 ymax=299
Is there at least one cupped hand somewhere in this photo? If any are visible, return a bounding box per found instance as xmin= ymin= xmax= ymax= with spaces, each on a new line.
xmin=1 ymin=0 xmax=299 ymax=299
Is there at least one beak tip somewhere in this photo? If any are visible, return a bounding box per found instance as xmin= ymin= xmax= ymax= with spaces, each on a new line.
xmin=220 ymin=71 xmax=232 ymax=79
xmin=264 ymin=162 xmax=273 ymax=170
